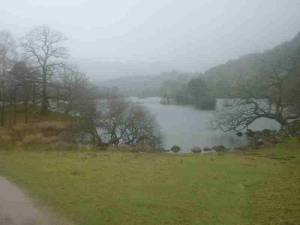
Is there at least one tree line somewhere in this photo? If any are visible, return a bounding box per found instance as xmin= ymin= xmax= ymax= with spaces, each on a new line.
xmin=160 ymin=76 xmax=216 ymax=110
xmin=0 ymin=26 xmax=162 ymax=148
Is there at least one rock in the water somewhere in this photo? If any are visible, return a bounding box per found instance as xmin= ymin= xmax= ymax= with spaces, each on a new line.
xmin=203 ymin=147 xmax=211 ymax=152
xmin=171 ymin=145 xmax=181 ymax=153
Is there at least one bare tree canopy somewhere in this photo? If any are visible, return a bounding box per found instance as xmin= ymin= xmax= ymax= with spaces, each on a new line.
xmin=0 ymin=30 xmax=17 ymax=64
xmin=21 ymin=25 xmax=68 ymax=113
xmin=98 ymin=98 xmax=162 ymax=148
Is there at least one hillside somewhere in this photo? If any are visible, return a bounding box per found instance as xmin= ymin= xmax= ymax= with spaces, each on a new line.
xmin=203 ymin=32 xmax=300 ymax=97
xmin=98 ymin=71 xmax=198 ymax=97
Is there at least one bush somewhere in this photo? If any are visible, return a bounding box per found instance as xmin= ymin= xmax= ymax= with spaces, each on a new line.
xmin=171 ymin=145 xmax=181 ymax=153
xmin=0 ymin=134 xmax=13 ymax=144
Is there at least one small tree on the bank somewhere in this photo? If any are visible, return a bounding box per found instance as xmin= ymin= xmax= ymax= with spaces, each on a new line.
xmin=97 ymin=97 xmax=162 ymax=148
xmin=57 ymin=65 xmax=90 ymax=115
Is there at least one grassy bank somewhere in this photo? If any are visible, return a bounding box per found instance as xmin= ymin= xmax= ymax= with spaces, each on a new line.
xmin=0 ymin=105 xmax=71 ymax=127
xmin=0 ymin=140 xmax=299 ymax=225
xmin=0 ymin=106 xmax=74 ymax=147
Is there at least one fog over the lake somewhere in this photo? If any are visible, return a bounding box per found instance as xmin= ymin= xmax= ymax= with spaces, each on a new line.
xmin=1 ymin=0 xmax=300 ymax=80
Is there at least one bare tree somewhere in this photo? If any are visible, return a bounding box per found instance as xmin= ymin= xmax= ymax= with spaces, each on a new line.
xmin=98 ymin=98 xmax=162 ymax=148
xmin=58 ymin=66 xmax=89 ymax=114
xmin=123 ymin=104 xmax=162 ymax=147
xmin=98 ymin=98 xmax=129 ymax=145
xmin=72 ymin=84 xmax=102 ymax=145
xmin=21 ymin=25 xmax=68 ymax=113
xmin=0 ymin=30 xmax=16 ymax=126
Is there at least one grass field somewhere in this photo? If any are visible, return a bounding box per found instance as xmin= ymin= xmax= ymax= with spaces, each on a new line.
xmin=0 ymin=140 xmax=299 ymax=225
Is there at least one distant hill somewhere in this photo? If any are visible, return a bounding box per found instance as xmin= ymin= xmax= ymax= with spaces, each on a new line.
xmin=203 ymin=32 xmax=300 ymax=97
xmin=98 ymin=71 xmax=198 ymax=97
xmin=96 ymin=32 xmax=300 ymax=98
xmin=76 ymin=60 xmax=186 ymax=82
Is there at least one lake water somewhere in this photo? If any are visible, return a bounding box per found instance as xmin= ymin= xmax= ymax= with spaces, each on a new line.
xmin=130 ymin=97 xmax=280 ymax=152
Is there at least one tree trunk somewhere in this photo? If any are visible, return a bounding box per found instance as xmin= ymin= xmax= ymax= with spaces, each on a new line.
xmin=32 ymin=83 xmax=36 ymax=105
xmin=277 ymin=117 xmax=288 ymax=130
xmin=56 ymin=87 xmax=60 ymax=109
xmin=0 ymin=103 xmax=3 ymax=126
xmin=24 ymin=92 xmax=29 ymax=123
xmin=41 ymin=69 xmax=48 ymax=114
xmin=92 ymin=127 xmax=102 ymax=146
xmin=0 ymin=81 xmax=5 ymax=126
xmin=13 ymin=88 xmax=17 ymax=124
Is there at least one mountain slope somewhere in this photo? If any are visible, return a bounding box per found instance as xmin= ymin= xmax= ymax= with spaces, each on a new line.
xmin=204 ymin=32 xmax=300 ymax=96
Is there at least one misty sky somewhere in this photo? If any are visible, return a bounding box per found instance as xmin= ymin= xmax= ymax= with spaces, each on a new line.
xmin=1 ymin=0 xmax=300 ymax=80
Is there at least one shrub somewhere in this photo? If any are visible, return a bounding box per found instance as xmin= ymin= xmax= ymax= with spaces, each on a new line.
xmin=171 ymin=145 xmax=181 ymax=153
xmin=0 ymin=135 xmax=13 ymax=144
xmin=35 ymin=121 xmax=67 ymax=137
xmin=21 ymin=133 xmax=44 ymax=145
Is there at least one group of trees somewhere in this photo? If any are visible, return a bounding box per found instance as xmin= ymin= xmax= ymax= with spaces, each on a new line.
xmin=0 ymin=26 xmax=162 ymax=148
xmin=0 ymin=26 xmax=96 ymax=125
xmin=99 ymin=70 xmax=196 ymax=98
xmin=160 ymin=77 xmax=216 ymax=110
xmin=211 ymin=32 xmax=300 ymax=132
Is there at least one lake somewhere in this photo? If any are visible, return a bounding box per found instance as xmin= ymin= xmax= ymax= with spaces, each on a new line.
xmin=130 ymin=97 xmax=280 ymax=152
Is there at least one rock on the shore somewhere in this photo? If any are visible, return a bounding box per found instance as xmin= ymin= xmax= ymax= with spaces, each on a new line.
xmin=191 ymin=147 xmax=202 ymax=153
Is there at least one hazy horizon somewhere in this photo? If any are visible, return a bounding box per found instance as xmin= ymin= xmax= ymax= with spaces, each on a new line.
xmin=1 ymin=0 xmax=300 ymax=81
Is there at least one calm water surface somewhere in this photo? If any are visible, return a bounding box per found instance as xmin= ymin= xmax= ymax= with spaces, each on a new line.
xmin=130 ymin=97 xmax=280 ymax=152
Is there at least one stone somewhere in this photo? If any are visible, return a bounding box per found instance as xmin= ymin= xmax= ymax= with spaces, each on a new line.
xmin=203 ymin=147 xmax=211 ymax=152
xmin=212 ymin=145 xmax=227 ymax=152
xmin=191 ymin=146 xmax=202 ymax=153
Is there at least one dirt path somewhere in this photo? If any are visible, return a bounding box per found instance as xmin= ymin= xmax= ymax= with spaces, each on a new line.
xmin=0 ymin=176 xmax=65 ymax=225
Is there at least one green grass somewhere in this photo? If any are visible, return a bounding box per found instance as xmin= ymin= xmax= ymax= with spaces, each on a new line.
xmin=0 ymin=140 xmax=299 ymax=225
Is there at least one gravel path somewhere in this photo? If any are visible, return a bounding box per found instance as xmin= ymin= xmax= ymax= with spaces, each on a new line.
xmin=0 ymin=176 xmax=66 ymax=225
